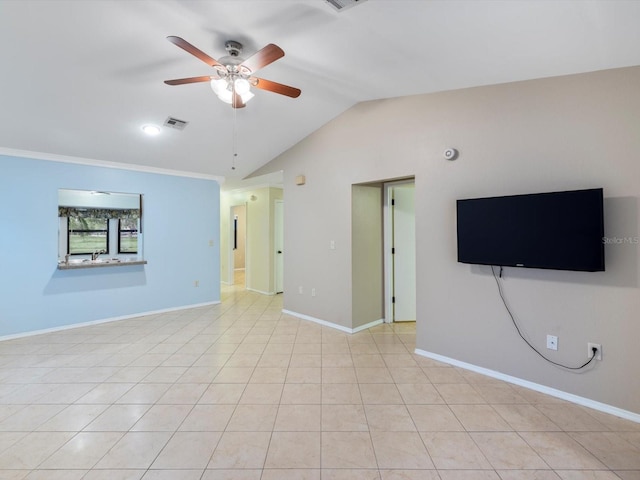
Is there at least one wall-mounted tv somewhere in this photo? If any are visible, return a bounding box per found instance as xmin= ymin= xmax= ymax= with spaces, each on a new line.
xmin=456 ymin=188 xmax=605 ymax=272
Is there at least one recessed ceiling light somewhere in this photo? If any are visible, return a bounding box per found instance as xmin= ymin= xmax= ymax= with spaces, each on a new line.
xmin=142 ymin=124 xmax=161 ymax=136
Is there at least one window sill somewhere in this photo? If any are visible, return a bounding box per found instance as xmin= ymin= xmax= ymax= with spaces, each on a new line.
xmin=57 ymin=259 xmax=147 ymax=270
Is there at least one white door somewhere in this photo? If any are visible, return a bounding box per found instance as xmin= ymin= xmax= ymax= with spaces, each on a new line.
xmin=274 ymin=200 xmax=284 ymax=294
xmin=392 ymin=183 xmax=416 ymax=321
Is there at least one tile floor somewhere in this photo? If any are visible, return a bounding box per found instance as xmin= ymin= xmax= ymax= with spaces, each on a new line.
xmin=0 ymin=284 xmax=639 ymax=479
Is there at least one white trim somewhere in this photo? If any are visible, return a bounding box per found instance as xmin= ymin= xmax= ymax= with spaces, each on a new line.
xmin=282 ymin=309 xmax=383 ymax=334
xmin=246 ymin=287 xmax=275 ymax=296
xmin=274 ymin=199 xmax=284 ymax=295
xmin=0 ymin=301 xmax=221 ymax=343
xmin=283 ymin=310 xmax=352 ymax=333
xmin=0 ymin=148 xmax=225 ymax=183
xmin=414 ymin=348 xmax=640 ymax=424
xmin=352 ymin=318 xmax=384 ymax=333
xmin=383 ymin=183 xmax=393 ymax=324
xmin=222 ymin=183 xmax=279 ymax=194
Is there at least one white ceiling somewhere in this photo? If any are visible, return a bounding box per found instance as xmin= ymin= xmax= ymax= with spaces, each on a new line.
xmin=1 ymin=0 xmax=640 ymax=186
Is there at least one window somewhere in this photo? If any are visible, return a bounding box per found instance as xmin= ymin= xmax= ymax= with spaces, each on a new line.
xmin=118 ymin=218 xmax=138 ymax=254
xmin=68 ymin=217 xmax=109 ymax=255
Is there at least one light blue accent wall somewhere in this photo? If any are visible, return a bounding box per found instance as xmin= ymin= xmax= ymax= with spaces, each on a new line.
xmin=0 ymin=154 xmax=220 ymax=337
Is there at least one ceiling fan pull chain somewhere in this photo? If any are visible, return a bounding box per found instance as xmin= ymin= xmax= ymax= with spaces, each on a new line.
xmin=232 ymin=94 xmax=238 ymax=171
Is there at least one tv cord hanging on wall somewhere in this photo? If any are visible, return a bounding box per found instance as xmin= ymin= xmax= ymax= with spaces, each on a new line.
xmin=491 ymin=266 xmax=598 ymax=370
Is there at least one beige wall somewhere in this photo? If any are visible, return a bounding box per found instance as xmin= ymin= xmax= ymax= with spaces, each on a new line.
xmin=251 ymin=66 xmax=640 ymax=415
xmin=352 ymin=184 xmax=384 ymax=328
xmin=220 ymin=193 xmax=232 ymax=284
xmin=221 ymin=187 xmax=283 ymax=293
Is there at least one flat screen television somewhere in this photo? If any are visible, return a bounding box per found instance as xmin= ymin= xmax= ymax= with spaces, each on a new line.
xmin=456 ymin=188 xmax=605 ymax=272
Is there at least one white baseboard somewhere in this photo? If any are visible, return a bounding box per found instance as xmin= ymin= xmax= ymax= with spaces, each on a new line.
xmin=353 ymin=318 xmax=385 ymax=333
xmin=414 ymin=348 xmax=640 ymax=424
xmin=0 ymin=300 xmax=221 ymax=343
xmin=246 ymin=287 xmax=275 ymax=296
xmin=282 ymin=309 xmax=383 ymax=334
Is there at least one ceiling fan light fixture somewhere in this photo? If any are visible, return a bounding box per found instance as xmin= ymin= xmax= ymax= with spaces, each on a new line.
xmin=211 ymin=76 xmax=254 ymax=104
xmin=234 ymin=78 xmax=251 ymax=95
xmin=240 ymin=91 xmax=255 ymax=103
xmin=217 ymin=88 xmax=233 ymax=104
xmin=210 ymin=78 xmax=227 ymax=95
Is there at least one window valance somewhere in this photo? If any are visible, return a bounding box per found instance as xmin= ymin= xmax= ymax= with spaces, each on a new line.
xmin=58 ymin=207 xmax=141 ymax=220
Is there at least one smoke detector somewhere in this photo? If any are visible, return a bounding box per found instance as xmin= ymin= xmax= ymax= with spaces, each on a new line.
xmin=325 ymin=0 xmax=368 ymax=12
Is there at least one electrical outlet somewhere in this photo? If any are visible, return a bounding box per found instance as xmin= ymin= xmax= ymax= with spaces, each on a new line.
xmin=546 ymin=335 xmax=558 ymax=351
xmin=311 ymin=288 xmax=316 ymax=297
xmin=298 ymin=286 xmax=303 ymax=294
xmin=588 ymin=343 xmax=602 ymax=360
xmin=194 ymin=280 xmax=199 ymax=287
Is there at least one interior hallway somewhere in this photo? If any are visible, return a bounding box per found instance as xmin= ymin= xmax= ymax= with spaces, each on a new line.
xmin=0 ymin=283 xmax=638 ymax=479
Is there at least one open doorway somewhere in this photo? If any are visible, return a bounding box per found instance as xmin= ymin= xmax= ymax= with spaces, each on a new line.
xmin=351 ymin=178 xmax=416 ymax=328
xmin=231 ymin=204 xmax=246 ymax=287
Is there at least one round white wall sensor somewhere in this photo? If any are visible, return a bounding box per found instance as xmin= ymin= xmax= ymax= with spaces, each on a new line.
xmin=444 ymin=148 xmax=459 ymax=160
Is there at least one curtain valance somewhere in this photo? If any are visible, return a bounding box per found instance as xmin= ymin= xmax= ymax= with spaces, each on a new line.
xmin=58 ymin=207 xmax=140 ymax=220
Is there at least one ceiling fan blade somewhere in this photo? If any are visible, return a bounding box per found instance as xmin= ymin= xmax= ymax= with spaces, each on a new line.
xmin=252 ymin=77 xmax=301 ymax=98
xmin=167 ymin=36 xmax=222 ymax=67
xmin=164 ymin=76 xmax=212 ymax=86
xmin=241 ymin=44 xmax=284 ymax=73
xmin=232 ymin=91 xmax=246 ymax=109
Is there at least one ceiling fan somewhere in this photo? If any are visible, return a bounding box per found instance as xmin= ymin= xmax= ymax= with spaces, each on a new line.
xmin=164 ymin=36 xmax=301 ymax=109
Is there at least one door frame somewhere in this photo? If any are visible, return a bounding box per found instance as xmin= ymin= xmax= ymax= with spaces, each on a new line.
xmin=274 ymin=199 xmax=284 ymax=294
xmin=383 ymin=179 xmax=416 ymax=323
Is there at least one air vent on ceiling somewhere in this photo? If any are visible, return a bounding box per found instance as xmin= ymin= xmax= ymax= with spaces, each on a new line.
xmin=325 ymin=0 xmax=368 ymax=12
xmin=164 ymin=117 xmax=189 ymax=130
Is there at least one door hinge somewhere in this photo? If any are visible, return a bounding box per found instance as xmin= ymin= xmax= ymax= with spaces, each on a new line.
xmin=392 ymin=296 xmax=395 ymax=303
xmin=391 ymin=198 xmax=395 ymax=206
xmin=391 ymin=247 xmax=395 ymax=254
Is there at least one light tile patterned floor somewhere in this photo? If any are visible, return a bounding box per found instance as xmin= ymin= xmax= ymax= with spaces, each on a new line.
xmin=0 ymin=284 xmax=639 ymax=479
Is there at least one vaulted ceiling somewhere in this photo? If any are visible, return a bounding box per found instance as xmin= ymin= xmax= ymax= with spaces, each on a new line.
xmin=2 ymin=0 xmax=640 ymax=186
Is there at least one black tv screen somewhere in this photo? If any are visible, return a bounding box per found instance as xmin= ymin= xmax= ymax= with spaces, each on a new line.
xmin=457 ymin=188 xmax=605 ymax=272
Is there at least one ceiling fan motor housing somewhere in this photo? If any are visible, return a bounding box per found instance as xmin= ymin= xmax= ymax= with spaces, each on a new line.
xmin=217 ymin=41 xmax=248 ymax=75
xmin=225 ymin=40 xmax=243 ymax=57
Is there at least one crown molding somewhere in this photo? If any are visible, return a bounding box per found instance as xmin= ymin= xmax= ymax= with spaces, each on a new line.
xmin=0 ymin=148 xmax=225 ymax=183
